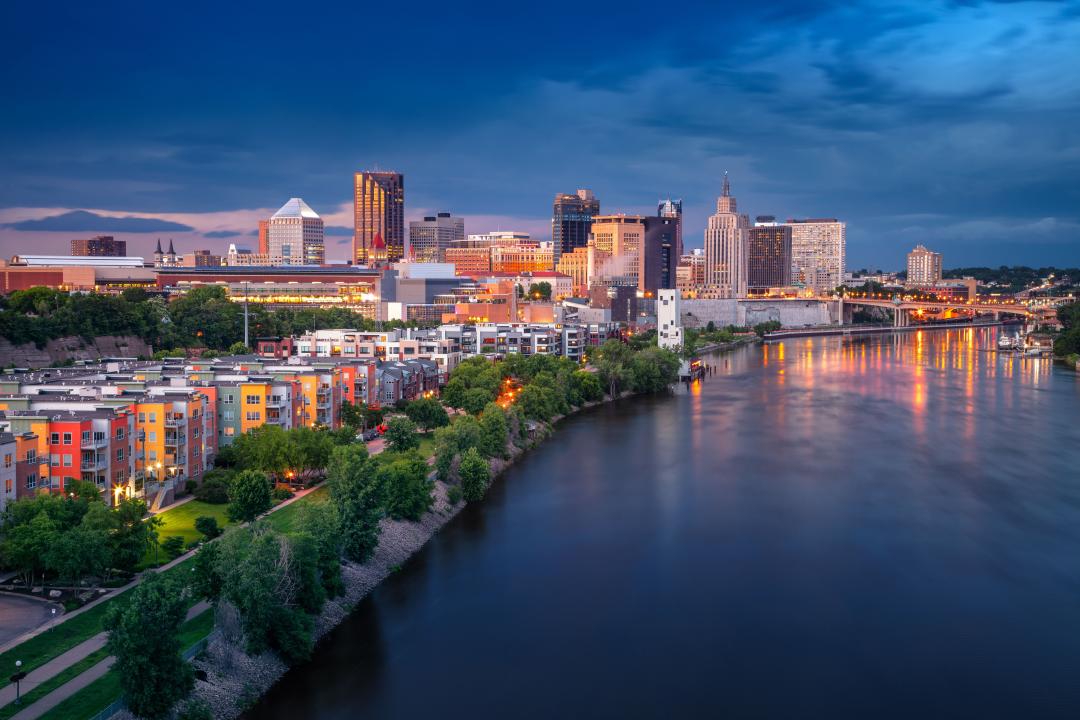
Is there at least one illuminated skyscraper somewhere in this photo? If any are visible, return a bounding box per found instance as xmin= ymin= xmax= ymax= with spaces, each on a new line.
xmin=907 ymin=244 xmax=942 ymax=284
xmin=748 ymin=216 xmax=792 ymax=293
xmin=268 ymin=198 xmax=324 ymax=265
xmin=784 ymin=218 xmax=846 ymax=294
xmin=552 ymin=189 xmax=600 ymax=262
xmin=703 ymin=173 xmax=749 ymax=298
xmin=658 ymin=198 xmax=683 ymax=260
xmin=354 ymin=171 xmax=405 ymax=264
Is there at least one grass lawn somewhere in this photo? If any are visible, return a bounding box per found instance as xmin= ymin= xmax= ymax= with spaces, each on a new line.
xmin=417 ymin=435 xmax=435 ymax=460
xmin=140 ymin=500 xmax=234 ymax=568
xmin=266 ymin=486 xmax=329 ymax=534
xmin=0 ymin=598 xmax=114 ymax=678
xmin=36 ymin=609 xmax=214 ymax=720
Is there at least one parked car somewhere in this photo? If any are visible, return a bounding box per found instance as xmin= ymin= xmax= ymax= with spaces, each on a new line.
xmin=362 ymin=429 xmax=379 ymax=441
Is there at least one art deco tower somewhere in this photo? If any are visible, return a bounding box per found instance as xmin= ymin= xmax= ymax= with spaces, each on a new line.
xmin=703 ymin=173 xmax=749 ymax=298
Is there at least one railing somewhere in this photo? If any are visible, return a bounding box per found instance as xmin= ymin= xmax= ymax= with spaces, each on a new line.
xmin=164 ymin=415 xmax=184 ymax=428
xmin=81 ymin=457 xmax=107 ymax=471
xmin=82 ymin=435 xmax=109 ymax=449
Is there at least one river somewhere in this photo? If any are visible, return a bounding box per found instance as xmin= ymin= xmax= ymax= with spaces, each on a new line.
xmin=245 ymin=327 xmax=1080 ymax=719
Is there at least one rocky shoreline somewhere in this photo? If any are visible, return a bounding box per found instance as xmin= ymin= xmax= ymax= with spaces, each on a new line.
xmin=115 ymin=398 xmax=608 ymax=720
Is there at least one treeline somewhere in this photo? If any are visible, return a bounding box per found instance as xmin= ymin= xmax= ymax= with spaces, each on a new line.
xmin=0 ymin=286 xmax=427 ymax=352
xmin=943 ymin=266 xmax=1080 ymax=293
xmin=1054 ymin=302 xmax=1080 ymax=359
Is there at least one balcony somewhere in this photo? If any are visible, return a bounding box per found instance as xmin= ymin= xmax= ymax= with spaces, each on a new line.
xmin=164 ymin=432 xmax=187 ymax=448
xmin=164 ymin=415 xmax=184 ymax=428
xmin=81 ymin=434 xmax=108 ymax=449
xmin=81 ymin=455 xmax=107 ymax=471
xmin=267 ymin=395 xmax=289 ymax=408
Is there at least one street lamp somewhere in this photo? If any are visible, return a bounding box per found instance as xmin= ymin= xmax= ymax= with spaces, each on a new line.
xmin=11 ymin=661 xmax=25 ymax=705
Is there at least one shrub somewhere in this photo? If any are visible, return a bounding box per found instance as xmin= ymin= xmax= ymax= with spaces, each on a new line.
xmin=271 ymin=487 xmax=294 ymax=504
xmin=185 ymin=479 xmax=198 ymax=495
xmin=446 ymin=485 xmax=463 ymax=505
xmin=194 ymin=515 xmax=221 ymax=540
xmin=161 ymin=535 xmax=186 ymax=560
xmin=194 ymin=474 xmax=231 ymax=504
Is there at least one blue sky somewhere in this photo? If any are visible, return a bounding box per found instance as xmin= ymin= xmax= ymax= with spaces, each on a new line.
xmin=1 ymin=0 xmax=1079 ymax=269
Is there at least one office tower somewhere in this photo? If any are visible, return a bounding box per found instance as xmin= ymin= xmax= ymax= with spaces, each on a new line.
xmin=71 ymin=235 xmax=126 ymax=257
xmin=748 ymin=217 xmax=792 ymax=294
xmin=643 ymin=215 xmax=680 ymax=292
xmin=257 ymin=220 xmax=270 ymax=255
xmin=552 ymin=189 xmax=600 ymax=262
xmin=408 ymin=212 xmax=465 ymax=263
xmin=907 ymin=245 xmax=942 ymax=284
xmin=463 ymin=231 xmax=529 ymax=247
xmin=268 ymin=198 xmax=325 ymax=265
xmin=354 ymin=171 xmax=405 ymax=264
xmin=490 ymin=242 xmax=554 ymax=273
xmin=658 ymin=198 xmax=683 ymax=260
xmin=591 ymin=215 xmax=645 ymax=288
xmin=784 ymin=218 xmax=846 ymax=295
xmin=703 ymin=173 xmax=749 ymax=298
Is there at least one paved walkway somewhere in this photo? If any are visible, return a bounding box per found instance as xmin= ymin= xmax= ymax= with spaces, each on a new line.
xmin=0 ymin=595 xmax=58 ymax=648
xmin=7 ymin=601 xmax=209 ymax=720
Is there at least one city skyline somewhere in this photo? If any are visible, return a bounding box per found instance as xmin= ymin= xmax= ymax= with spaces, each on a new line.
xmin=2 ymin=1 xmax=1079 ymax=268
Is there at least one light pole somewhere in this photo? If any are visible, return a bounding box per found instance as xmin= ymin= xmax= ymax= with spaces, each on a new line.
xmin=11 ymin=661 xmax=25 ymax=705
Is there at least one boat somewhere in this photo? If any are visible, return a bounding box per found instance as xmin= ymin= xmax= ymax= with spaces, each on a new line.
xmin=997 ymin=334 xmax=1019 ymax=350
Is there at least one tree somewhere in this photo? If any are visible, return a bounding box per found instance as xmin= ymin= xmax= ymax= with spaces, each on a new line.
xmin=327 ymin=444 xmax=384 ymax=562
xmin=592 ymin=339 xmax=633 ymax=397
xmin=294 ymin=502 xmax=343 ymax=599
xmin=111 ymin=499 xmax=159 ymax=573
xmin=627 ymin=347 xmax=681 ymax=393
xmin=289 ymin=427 xmax=334 ymax=478
xmin=191 ymin=541 xmax=223 ymax=602
xmin=479 ymin=403 xmax=509 ymax=458
xmin=105 ymin=573 xmax=193 ymax=720
xmin=228 ymin=470 xmax=272 ymax=523
xmin=462 ymin=387 xmax=494 ymax=415
xmin=572 ymin=371 xmax=604 ymax=403
xmin=378 ymin=451 xmax=434 ymax=520
xmin=753 ymin=320 xmax=781 ymax=337
xmin=194 ymin=516 xmax=221 ymax=540
xmin=161 ymin=535 xmax=186 ymax=560
xmin=459 ymin=448 xmax=491 ymax=502
xmin=527 ymin=281 xmax=552 ymax=300
xmin=383 ymin=416 xmax=420 ymax=453
xmin=403 ymin=397 xmax=450 ymax=430
xmin=340 ymin=400 xmax=364 ymax=430
xmin=228 ymin=341 xmax=249 ymax=355
xmin=3 ymin=512 xmax=58 ymax=587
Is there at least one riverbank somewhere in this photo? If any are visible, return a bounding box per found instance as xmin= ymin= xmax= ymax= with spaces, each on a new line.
xmin=764 ymin=319 xmax=1004 ymax=340
xmin=125 ymin=389 xmax=638 ymax=720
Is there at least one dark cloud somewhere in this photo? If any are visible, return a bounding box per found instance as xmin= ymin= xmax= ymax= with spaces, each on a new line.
xmin=324 ymin=226 xmax=354 ymax=236
xmin=203 ymin=230 xmax=242 ymax=238
xmin=4 ymin=210 xmax=194 ymax=233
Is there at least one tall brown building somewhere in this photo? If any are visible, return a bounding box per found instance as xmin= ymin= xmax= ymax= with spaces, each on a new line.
xmin=354 ymin=171 xmax=405 ymax=264
xmin=70 ymin=235 xmax=126 ymax=257
xmin=257 ymin=220 xmax=269 ymax=255
xmin=747 ymin=218 xmax=792 ymax=294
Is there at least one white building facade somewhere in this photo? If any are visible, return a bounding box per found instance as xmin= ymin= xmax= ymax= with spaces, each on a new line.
xmin=268 ymin=198 xmax=325 ymax=265
xmin=784 ymin=218 xmax=846 ymax=295
xmin=703 ymin=174 xmax=749 ymax=298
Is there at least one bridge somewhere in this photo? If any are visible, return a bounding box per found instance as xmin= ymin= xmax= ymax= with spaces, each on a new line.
xmin=839 ymin=295 xmax=1036 ymax=327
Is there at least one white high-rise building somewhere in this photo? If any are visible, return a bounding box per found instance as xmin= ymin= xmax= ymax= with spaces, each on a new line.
xmin=408 ymin=212 xmax=465 ymax=262
xmin=703 ymin=173 xmax=749 ymax=298
xmin=657 ymin=289 xmax=683 ymax=350
xmin=907 ymin=245 xmax=942 ymax=284
xmin=784 ymin=218 xmax=846 ymax=295
xmin=268 ymin=198 xmax=324 ymax=265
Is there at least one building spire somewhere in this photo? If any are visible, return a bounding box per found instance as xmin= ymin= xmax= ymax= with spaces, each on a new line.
xmin=722 ymin=171 xmax=731 ymax=198
xmin=155 ymin=238 xmax=163 ymax=254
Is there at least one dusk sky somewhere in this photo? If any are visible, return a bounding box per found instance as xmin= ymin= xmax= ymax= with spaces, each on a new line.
xmin=2 ymin=0 xmax=1079 ymax=269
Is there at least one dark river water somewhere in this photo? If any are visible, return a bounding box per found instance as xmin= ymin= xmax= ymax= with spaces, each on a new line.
xmin=245 ymin=327 xmax=1080 ymax=719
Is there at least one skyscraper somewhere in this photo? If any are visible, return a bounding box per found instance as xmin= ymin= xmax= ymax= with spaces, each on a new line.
xmin=703 ymin=173 xmax=749 ymax=298
xmin=747 ymin=216 xmax=792 ymax=294
xmin=268 ymin=198 xmax=325 ymax=265
xmin=907 ymin=245 xmax=942 ymax=284
xmin=71 ymin=235 xmax=126 ymax=257
xmin=658 ymin=198 xmax=683 ymax=260
xmin=642 ymin=215 xmax=680 ymax=292
xmin=408 ymin=212 xmax=465 ymax=263
xmin=591 ymin=215 xmax=645 ymax=287
xmin=552 ymin=189 xmax=599 ymax=263
xmin=354 ymin=171 xmax=405 ymax=264
xmin=784 ymin=218 xmax=846 ymax=295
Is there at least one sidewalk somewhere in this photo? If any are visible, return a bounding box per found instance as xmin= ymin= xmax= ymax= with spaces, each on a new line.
xmin=7 ymin=601 xmax=209 ymax=720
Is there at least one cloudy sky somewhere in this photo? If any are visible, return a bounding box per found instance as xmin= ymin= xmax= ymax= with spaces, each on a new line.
xmin=2 ymin=0 xmax=1079 ymax=270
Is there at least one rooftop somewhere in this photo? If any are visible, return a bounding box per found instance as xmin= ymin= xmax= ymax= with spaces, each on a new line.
xmin=271 ymin=197 xmax=321 ymax=220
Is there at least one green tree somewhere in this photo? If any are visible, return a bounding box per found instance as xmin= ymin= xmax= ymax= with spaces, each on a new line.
xmin=592 ymin=339 xmax=633 ymax=397
xmin=112 ymin=499 xmax=159 ymax=573
xmin=294 ymin=502 xmax=343 ymax=599
xmin=105 ymin=573 xmax=193 ymax=720
xmin=161 ymin=535 xmax=186 ymax=560
xmin=527 ymin=281 xmax=553 ymax=300
xmin=194 ymin=516 xmax=222 ymax=540
xmin=403 ymin=397 xmax=450 ymax=430
xmin=627 ymin=346 xmax=681 ymax=393
xmin=340 ymin=400 xmax=364 ymax=430
xmin=383 ymin=416 xmax=420 ymax=453
xmin=227 ymin=469 xmax=273 ymax=522
xmin=459 ymin=448 xmax=491 ymax=502
xmin=378 ymin=451 xmax=434 ymax=520
xmin=228 ymin=341 xmax=249 ymax=355
xmin=479 ymin=402 xmax=509 ymax=458
xmin=191 ymin=541 xmax=223 ymax=602
xmin=2 ymin=512 xmax=58 ymax=587
xmin=327 ymin=444 xmax=384 ymax=562
xmin=288 ymin=426 xmax=334 ymax=478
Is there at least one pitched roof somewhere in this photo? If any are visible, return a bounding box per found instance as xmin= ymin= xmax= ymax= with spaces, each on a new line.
xmin=272 ymin=197 xmax=321 ymax=220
